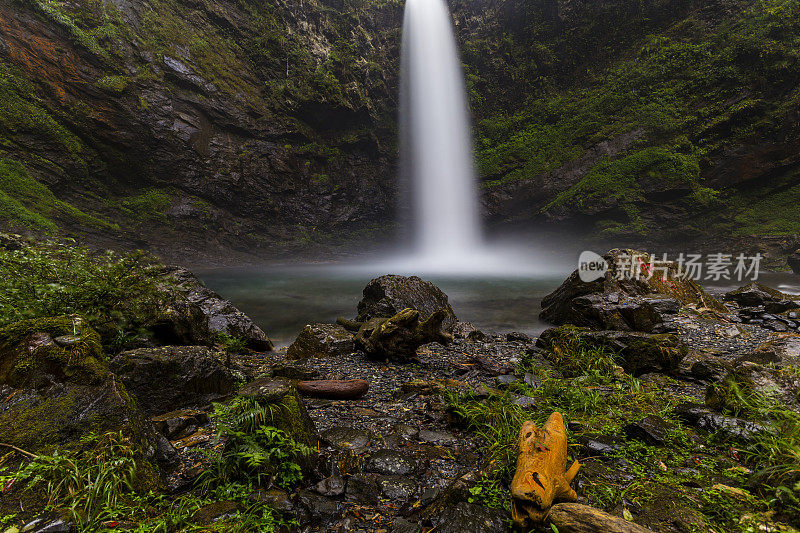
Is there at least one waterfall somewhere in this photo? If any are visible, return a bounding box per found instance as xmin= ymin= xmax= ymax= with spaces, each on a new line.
xmin=400 ymin=0 xmax=482 ymax=263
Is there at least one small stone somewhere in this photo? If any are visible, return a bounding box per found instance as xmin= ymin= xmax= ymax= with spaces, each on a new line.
xmin=623 ymin=415 xmax=672 ymax=446
xmin=271 ymin=364 xmax=320 ymax=380
xmin=314 ymin=475 xmax=346 ymax=497
xmin=506 ymin=331 xmax=533 ymax=343
xmin=321 ymin=427 xmax=371 ymax=451
xmin=53 ymin=335 xmax=80 ymax=347
xmin=511 ymin=394 xmax=536 ymax=408
xmin=418 ymin=429 xmax=457 ymax=445
xmin=249 ymin=488 xmax=294 ymax=512
xmin=391 ymin=517 xmax=422 ymax=533
xmin=495 ymin=374 xmax=518 ymax=388
xmin=366 ymin=449 xmax=416 ymax=476
xmin=192 ymin=501 xmax=238 ymax=525
xmin=377 ymin=475 xmax=417 ymax=501
xmin=237 ymin=377 xmax=292 ymax=402
xmin=395 ymin=423 xmax=419 ymax=440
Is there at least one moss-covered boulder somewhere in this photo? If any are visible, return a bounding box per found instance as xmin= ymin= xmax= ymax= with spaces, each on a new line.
xmin=286 ymin=323 xmax=355 ymax=360
xmin=237 ymin=377 xmax=318 ymax=449
xmin=537 ymin=325 xmax=689 ymax=376
xmin=0 ymin=315 xmax=176 ymax=463
xmin=0 ymin=315 xmax=107 ymax=388
xmin=540 ymin=249 xmax=726 ymax=331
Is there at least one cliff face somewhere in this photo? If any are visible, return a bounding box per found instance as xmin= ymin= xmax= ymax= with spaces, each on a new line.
xmin=0 ymin=0 xmax=402 ymax=259
xmin=453 ymin=0 xmax=800 ymax=243
xmin=2 ymin=0 xmax=799 ymax=258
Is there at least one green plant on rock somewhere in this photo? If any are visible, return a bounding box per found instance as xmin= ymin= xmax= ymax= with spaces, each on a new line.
xmin=204 ymin=396 xmax=313 ymax=489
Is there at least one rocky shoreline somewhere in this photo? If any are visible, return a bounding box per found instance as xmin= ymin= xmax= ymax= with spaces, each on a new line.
xmin=1 ymin=242 xmax=799 ymax=532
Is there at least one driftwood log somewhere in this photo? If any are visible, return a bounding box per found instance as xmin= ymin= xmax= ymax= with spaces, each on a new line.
xmin=296 ymin=379 xmax=369 ymax=400
xmin=548 ymin=503 xmax=653 ymax=532
xmin=337 ymin=308 xmax=452 ymax=361
xmin=511 ymin=412 xmax=581 ymax=528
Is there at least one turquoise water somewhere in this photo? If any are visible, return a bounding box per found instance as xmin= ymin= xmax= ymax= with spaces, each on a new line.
xmin=196 ymin=265 xmax=567 ymax=347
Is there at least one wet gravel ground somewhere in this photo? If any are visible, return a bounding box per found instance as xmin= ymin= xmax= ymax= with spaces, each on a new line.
xmin=163 ymin=307 xmax=794 ymax=531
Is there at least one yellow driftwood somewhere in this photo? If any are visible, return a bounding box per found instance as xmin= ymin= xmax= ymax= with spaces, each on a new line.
xmin=511 ymin=412 xmax=581 ymax=528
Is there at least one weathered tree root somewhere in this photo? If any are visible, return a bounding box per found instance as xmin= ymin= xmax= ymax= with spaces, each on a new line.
xmin=511 ymin=412 xmax=581 ymax=528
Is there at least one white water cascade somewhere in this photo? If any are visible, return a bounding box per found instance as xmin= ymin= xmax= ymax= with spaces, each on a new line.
xmin=400 ymin=0 xmax=482 ymax=266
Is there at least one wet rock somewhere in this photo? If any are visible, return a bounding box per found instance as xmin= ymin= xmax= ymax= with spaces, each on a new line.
xmin=238 ymin=376 xmax=292 ymax=401
xmin=506 ymin=331 xmax=533 ymax=342
xmin=394 ymin=423 xmax=419 ymax=440
xmin=344 ymin=474 xmax=379 ymax=505
xmin=578 ymin=435 xmax=623 ymax=456
xmin=286 ymin=323 xmax=355 ymax=359
xmin=690 ymin=359 xmax=731 ymax=382
xmin=452 ymin=322 xmax=484 ymax=340
xmin=0 ymin=317 xmax=175 ymax=469
xmin=151 ymin=408 xmax=209 ymax=440
xmin=271 ymin=364 xmax=320 ymax=380
xmin=623 ymin=415 xmax=672 ymax=446
xmin=297 ymin=379 xmax=369 ymax=400
xmin=391 ymin=517 xmax=422 ymax=533
xmin=495 ymin=374 xmax=518 ymax=388
xmin=378 ymin=475 xmax=417 ymax=500
xmin=548 ymin=502 xmax=652 ymax=532
xmin=356 ymin=275 xmax=458 ymax=332
xmin=296 ymin=490 xmax=341 ymax=526
xmin=675 ymin=403 xmax=766 ymax=442
xmin=431 ymin=502 xmax=507 ymax=533
xmin=110 ymin=346 xmax=235 ymax=414
xmin=725 ymin=282 xmax=792 ymax=307
xmin=709 ymin=363 xmax=800 ymax=411
xmin=418 ymin=428 xmax=457 ymax=445
xmin=237 ymin=378 xmax=318 ymax=448
xmin=192 ymin=501 xmax=238 ymax=525
xmin=365 ymin=449 xmax=416 ymax=476
xmin=511 ymin=394 xmax=537 ymax=408
xmin=540 ymin=249 xmax=724 ymax=331
xmin=314 ymin=475 xmax=346 ymax=497
xmin=537 ymin=326 xmax=688 ymax=376
xmin=788 ymin=251 xmax=800 ymax=274
xmin=19 ymin=516 xmax=73 ymax=533
xmin=249 ymin=488 xmax=294 ymax=512
xmin=746 ymin=334 xmax=800 ymax=365
xmin=321 ymin=427 xmax=371 ymax=451
xmin=164 ymin=267 xmax=273 ymax=350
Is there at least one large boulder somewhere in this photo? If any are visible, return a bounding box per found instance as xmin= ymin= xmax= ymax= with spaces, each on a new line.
xmin=286 ymin=323 xmax=355 ymax=360
xmin=536 ymin=326 xmax=688 ymax=376
xmin=0 ymin=316 xmax=174 ymax=464
xmin=110 ymin=346 xmax=235 ymax=415
xmin=724 ymin=282 xmax=799 ymax=312
xmin=540 ymin=249 xmax=725 ymax=331
xmin=356 ymin=275 xmax=457 ymax=332
xmin=158 ymin=267 xmax=273 ymax=351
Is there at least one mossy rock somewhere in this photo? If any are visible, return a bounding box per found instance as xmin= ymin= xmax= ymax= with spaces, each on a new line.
xmin=0 ymin=315 xmax=108 ymax=388
xmin=237 ymin=377 xmax=318 ymax=449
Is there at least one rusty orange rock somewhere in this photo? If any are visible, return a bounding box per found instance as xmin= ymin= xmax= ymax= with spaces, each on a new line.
xmin=511 ymin=412 xmax=581 ymax=528
xmin=296 ymin=379 xmax=369 ymax=400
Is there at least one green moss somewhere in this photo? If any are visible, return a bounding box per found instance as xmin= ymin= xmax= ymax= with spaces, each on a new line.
xmin=96 ymin=74 xmax=130 ymax=93
xmin=121 ymin=189 xmax=172 ymax=221
xmin=0 ymin=158 xmax=110 ymax=232
xmin=0 ymin=315 xmax=107 ymax=387
xmin=0 ymin=64 xmax=83 ymax=156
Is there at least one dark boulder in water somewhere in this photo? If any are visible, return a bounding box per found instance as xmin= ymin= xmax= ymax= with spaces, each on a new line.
xmin=540 ymin=248 xmax=725 ymax=331
xmin=356 ymin=275 xmax=458 ymax=332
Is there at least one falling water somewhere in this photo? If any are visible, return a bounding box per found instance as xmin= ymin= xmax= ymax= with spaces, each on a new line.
xmin=400 ymin=0 xmax=482 ymax=263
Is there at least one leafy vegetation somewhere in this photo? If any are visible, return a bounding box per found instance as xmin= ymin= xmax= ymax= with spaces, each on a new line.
xmin=470 ymin=0 xmax=800 ymax=237
xmin=446 ymin=331 xmax=800 ymax=530
xmin=0 ymin=240 xmax=164 ymax=344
